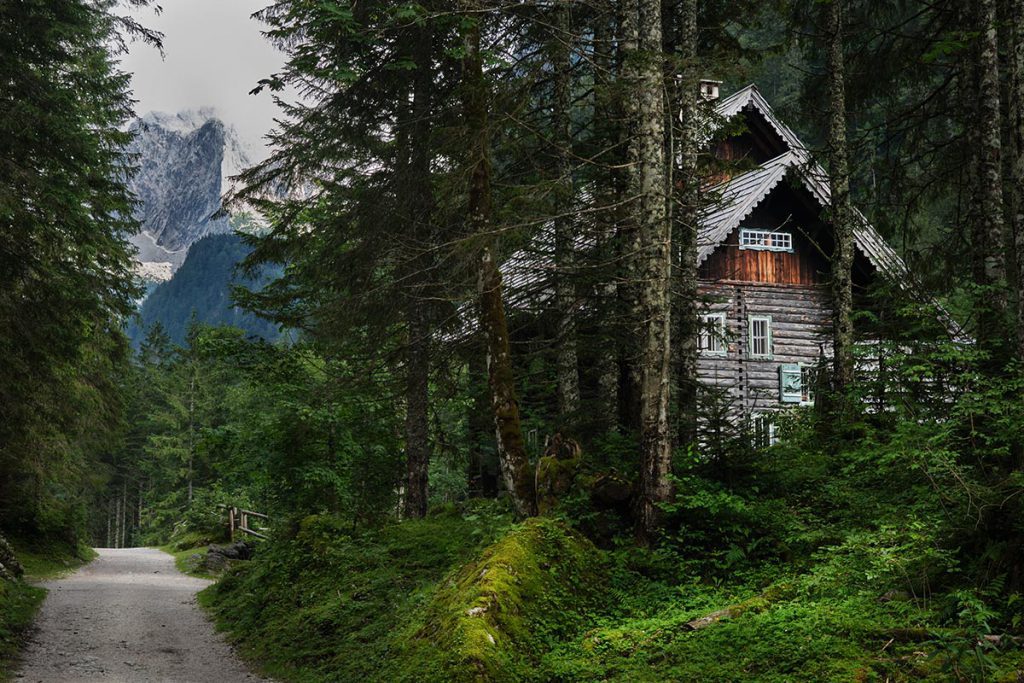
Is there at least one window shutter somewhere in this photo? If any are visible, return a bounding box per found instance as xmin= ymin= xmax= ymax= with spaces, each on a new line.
xmin=779 ymin=364 xmax=802 ymax=403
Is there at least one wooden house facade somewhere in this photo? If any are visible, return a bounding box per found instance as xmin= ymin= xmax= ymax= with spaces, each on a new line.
xmin=693 ymin=85 xmax=914 ymax=419
xmin=493 ymin=84 xmax=933 ymax=432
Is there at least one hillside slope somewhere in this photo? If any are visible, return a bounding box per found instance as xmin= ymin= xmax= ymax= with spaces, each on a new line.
xmin=130 ymin=233 xmax=281 ymax=345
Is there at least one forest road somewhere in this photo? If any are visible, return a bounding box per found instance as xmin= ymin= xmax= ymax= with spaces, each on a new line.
xmin=14 ymin=547 xmax=269 ymax=683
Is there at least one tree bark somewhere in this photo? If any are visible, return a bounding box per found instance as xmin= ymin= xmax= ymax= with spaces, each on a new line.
xmin=401 ymin=21 xmax=435 ymax=519
xmin=1010 ymin=0 xmax=1024 ymax=360
xmin=551 ymin=0 xmax=582 ymax=421
xmin=826 ymin=0 xmax=855 ymax=392
xmin=404 ymin=302 xmax=430 ymax=518
xmin=623 ymin=0 xmax=673 ymax=543
xmin=975 ymin=0 xmax=1009 ymax=361
xmin=674 ymin=0 xmax=700 ymax=447
xmin=462 ymin=7 xmax=536 ymax=518
xmin=592 ymin=4 xmax=620 ymax=432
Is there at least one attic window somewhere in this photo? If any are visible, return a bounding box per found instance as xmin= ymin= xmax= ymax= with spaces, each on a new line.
xmin=740 ymin=229 xmax=792 ymax=252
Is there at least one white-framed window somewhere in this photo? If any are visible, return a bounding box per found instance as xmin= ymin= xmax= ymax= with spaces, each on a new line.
xmin=739 ymin=228 xmax=793 ymax=252
xmin=752 ymin=414 xmax=778 ymax=447
xmin=801 ymin=366 xmax=815 ymax=405
xmin=748 ymin=315 xmax=772 ymax=359
xmin=699 ymin=312 xmax=728 ymax=355
xmin=779 ymin=364 xmax=802 ymax=403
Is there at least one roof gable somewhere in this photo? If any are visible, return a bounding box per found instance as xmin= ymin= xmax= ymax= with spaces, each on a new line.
xmin=704 ymin=86 xmax=907 ymax=280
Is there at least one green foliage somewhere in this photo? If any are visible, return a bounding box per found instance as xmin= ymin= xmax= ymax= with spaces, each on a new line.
xmin=203 ymin=505 xmax=514 ymax=682
xmin=0 ymin=580 xmax=45 ymax=680
xmin=129 ymin=233 xmax=283 ymax=346
xmin=0 ymin=0 xmax=151 ymax=547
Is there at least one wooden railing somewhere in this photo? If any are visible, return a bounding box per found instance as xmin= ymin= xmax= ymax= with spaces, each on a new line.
xmin=222 ymin=505 xmax=269 ymax=541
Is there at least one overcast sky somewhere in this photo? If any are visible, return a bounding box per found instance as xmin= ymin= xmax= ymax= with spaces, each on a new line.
xmin=119 ymin=0 xmax=289 ymax=160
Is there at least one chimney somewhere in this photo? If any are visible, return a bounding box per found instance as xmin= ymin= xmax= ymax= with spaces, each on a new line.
xmin=699 ymin=79 xmax=722 ymax=102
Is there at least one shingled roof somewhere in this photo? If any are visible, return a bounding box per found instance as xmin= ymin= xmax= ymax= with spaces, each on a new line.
xmin=698 ymin=147 xmax=909 ymax=281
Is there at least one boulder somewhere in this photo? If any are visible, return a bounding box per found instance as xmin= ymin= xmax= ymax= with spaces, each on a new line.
xmin=201 ymin=541 xmax=253 ymax=572
xmin=0 ymin=533 xmax=24 ymax=581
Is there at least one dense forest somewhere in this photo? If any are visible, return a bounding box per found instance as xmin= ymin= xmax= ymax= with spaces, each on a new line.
xmin=4 ymin=0 xmax=1024 ymax=680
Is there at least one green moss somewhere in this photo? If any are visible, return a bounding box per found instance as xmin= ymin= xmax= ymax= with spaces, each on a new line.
xmin=203 ymin=506 xmax=516 ymax=683
xmin=159 ymin=544 xmax=217 ymax=579
xmin=389 ymin=518 xmax=606 ymax=682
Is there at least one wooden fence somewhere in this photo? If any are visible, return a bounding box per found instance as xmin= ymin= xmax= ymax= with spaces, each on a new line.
xmin=222 ymin=505 xmax=269 ymax=541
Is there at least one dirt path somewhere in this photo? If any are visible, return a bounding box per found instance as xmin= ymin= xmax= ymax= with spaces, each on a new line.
xmin=14 ymin=547 xmax=268 ymax=683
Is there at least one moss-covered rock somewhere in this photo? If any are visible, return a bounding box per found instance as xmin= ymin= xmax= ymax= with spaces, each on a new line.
xmin=388 ymin=518 xmax=606 ymax=683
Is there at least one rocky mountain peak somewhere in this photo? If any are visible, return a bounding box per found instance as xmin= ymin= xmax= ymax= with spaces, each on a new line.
xmin=128 ymin=108 xmax=256 ymax=282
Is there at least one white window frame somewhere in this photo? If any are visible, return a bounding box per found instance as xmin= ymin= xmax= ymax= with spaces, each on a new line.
xmin=752 ymin=414 xmax=778 ymax=448
xmin=800 ymin=365 xmax=816 ymax=406
xmin=739 ymin=228 xmax=793 ymax=252
xmin=699 ymin=312 xmax=728 ymax=356
xmin=748 ymin=315 xmax=772 ymax=359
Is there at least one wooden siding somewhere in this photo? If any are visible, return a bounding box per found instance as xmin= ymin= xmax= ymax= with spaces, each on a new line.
xmin=700 ymin=239 xmax=824 ymax=285
xmin=699 ymin=186 xmax=833 ymax=286
xmin=697 ymin=280 xmax=831 ymax=415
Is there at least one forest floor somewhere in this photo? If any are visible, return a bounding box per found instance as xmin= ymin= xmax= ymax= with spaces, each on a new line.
xmin=12 ymin=548 xmax=268 ymax=683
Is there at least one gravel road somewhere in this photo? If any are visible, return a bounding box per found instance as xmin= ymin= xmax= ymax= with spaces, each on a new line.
xmin=15 ymin=547 xmax=268 ymax=683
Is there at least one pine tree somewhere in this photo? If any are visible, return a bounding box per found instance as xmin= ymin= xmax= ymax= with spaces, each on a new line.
xmin=0 ymin=0 xmax=150 ymax=537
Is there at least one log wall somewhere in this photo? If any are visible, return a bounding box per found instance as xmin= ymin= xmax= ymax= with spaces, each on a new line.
xmin=697 ymin=280 xmax=831 ymax=415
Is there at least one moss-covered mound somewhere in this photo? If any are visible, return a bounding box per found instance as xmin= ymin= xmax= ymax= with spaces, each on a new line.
xmin=203 ymin=507 xmax=518 ymax=682
xmin=204 ymin=510 xmax=607 ymax=683
xmin=386 ymin=518 xmax=606 ymax=682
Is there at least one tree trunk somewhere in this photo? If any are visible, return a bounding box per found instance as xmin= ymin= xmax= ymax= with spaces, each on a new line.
xmin=462 ymin=7 xmax=536 ymax=518
xmin=826 ymin=0 xmax=855 ymax=392
xmin=1011 ymin=0 xmax=1024 ymax=360
xmin=551 ymin=0 xmax=582 ymax=421
xmin=114 ymin=494 xmax=121 ymax=549
xmin=121 ymin=480 xmax=127 ymax=548
xmin=623 ymin=0 xmax=673 ymax=543
xmin=401 ymin=22 xmax=435 ymax=519
xmin=592 ymin=3 xmax=620 ymax=432
xmin=187 ymin=373 xmax=195 ymax=504
xmin=404 ymin=302 xmax=430 ymax=519
xmin=975 ymin=0 xmax=1009 ymax=361
xmin=674 ymin=0 xmax=700 ymax=447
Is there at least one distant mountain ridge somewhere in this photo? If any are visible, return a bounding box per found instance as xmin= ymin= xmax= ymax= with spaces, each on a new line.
xmin=129 ymin=233 xmax=282 ymax=346
xmin=127 ymin=109 xmax=255 ymax=281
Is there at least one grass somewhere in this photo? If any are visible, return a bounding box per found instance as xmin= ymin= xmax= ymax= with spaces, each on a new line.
xmin=203 ymin=503 xmax=517 ymax=683
xmin=14 ymin=542 xmax=95 ymax=582
xmin=0 ymin=580 xmax=45 ymax=682
xmin=159 ymin=544 xmax=217 ymax=579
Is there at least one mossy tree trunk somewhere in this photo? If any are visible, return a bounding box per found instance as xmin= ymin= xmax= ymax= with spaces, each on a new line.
xmin=826 ymin=0 xmax=855 ymax=392
xmin=674 ymin=0 xmax=700 ymax=447
xmin=551 ymin=0 xmax=581 ymax=422
xmin=974 ymin=0 xmax=1010 ymax=363
xmin=623 ymin=0 xmax=673 ymax=543
xmin=591 ymin=4 xmax=621 ymax=432
xmin=462 ymin=6 xmax=536 ymax=518
xmin=1009 ymin=0 xmax=1024 ymax=361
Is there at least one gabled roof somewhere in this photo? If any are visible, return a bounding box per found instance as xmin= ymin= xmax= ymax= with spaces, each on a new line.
xmin=715 ymin=85 xmax=805 ymax=153
xmin=699 ymin=147 xmax=908 ymax=281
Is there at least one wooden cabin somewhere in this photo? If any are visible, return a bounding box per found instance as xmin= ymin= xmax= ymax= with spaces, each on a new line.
xmin=493 ymin=84 xmax=934 ymax=437
xmin=693 ymin=85 xmax=913 ymax=422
